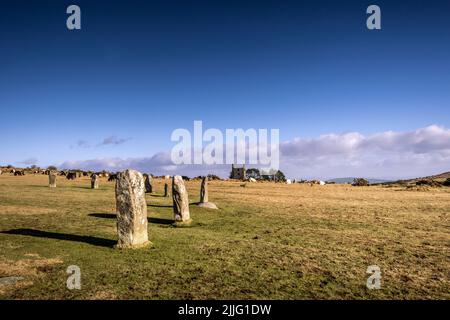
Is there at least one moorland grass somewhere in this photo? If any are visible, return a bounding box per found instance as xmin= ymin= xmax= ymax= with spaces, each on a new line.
xmin=0 ymin=174 xmax=449 ymax=299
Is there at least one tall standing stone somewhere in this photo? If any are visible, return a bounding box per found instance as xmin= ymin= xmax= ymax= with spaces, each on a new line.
xmin=144 ymin=174 xmax=153 ymax=193
xmin=91 ymin=174 xmax=99 ymax=189
xmin=200 ymin=176 xmax=208 ymax=203
xmin=115 ymin=169 xmax=150 ymax=248
xmin=172 ymin=175 xmax=191 ymax=225
xmin=164 ymin=183 xmax=169 ymax=197
xmin=49 ymin=171 xmax=57 ymax=188
xmin=197 ymin=176 xmax=218 ymax=209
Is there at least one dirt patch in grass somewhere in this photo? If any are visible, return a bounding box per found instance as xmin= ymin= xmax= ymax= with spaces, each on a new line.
xmin=0 ymin=255 xmax=63 ymax=295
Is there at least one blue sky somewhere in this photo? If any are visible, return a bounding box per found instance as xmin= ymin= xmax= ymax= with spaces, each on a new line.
xmin=1 ymin=0 xmax=449 ymax=179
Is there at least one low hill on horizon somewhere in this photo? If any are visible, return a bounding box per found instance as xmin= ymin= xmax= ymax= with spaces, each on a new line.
xmin=326 ymin=177 xmax=393 ymax=184
xmin=392 ymin=171 xmax=450 ymax=185
xmin=328 ymin=171 xmax=450 ymax=185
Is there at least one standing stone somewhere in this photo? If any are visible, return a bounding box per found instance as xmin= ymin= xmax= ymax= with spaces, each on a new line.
xmin=91 ymin=174 xmax=99 ymax=189
xmin=200 ymin=176 xmax=208 ymax=203
xmin=197 ymin=176 xmax=218 ymax=209
xmin=115 ymin=169 xmax=150 ymax=248
xmin=172 ymin=175 xmax=191 ymax=225
xmin=144 ymin=174 xmax=153 ymax=193
xmin=49 ymin=171 xmax=57 ymax=188
xmin=164 ymin=183 xmax=169 ymax=197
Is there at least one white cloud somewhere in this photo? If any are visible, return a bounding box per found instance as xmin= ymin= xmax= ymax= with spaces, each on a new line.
xmin=18 ymin=157 xmax=38 ymax=165
xmin=280 ymin=125 xmax=450 ymax=180
xmin=98 ymin=136 xmax=132 ymax=146
xmin=59 ymin=125 xmax=450 ymax=180
xmin=70 ymin=136 xmax=132 ymax=149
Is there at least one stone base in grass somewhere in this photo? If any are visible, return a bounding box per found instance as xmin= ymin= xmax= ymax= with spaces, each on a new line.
xmin=172 ymin=219 xmax=193 ymax=227
xmin=197 ymin=202 xmax=218 ymax=209
xmin=114 ymin=241 xmax=152 ymax=249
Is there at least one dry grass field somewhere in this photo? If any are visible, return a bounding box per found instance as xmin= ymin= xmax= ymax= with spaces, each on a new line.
xmin=0 ymin=174 xmax=449 ymax=299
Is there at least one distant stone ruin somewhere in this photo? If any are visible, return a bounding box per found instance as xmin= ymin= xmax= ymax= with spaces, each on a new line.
xmin=230 ymin=164 xmax=246 ymax=180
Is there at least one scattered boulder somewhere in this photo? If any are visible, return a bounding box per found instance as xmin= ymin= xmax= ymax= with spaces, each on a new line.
xmin=352 ymin=178 xmax=369 ymax=186
xmin=207 ymin=174 xmax=221 ymax=181
xmin=0 ymin=276 xmax=24 ymax=286
xmin=416 ymin=179 xmax=442 ymax=187
xmin=66 ymin=172 xmax=77 ymax=180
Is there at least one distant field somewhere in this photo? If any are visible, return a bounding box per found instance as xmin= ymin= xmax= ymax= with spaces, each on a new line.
xmin=0 ymin=174 xmax=449 ymax=299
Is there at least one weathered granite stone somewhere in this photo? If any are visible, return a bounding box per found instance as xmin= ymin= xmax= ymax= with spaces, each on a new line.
xmin=144 ymin=174 xmax=153 ymax=193
xmin=200 ymin=176 xmax=208 ymax=203
xmin=91 ymin=174 xmax=99 ymax=189
xmin=0 ymin=276 xmax=24 ymax=285
xmin=197 ymin=202 xmax=218 ymax=209
xmin=115 ymin=169 xmax=150 ymax=248
xmin=172 ymin=175 xmax=191 ymax=224
xmin=164 ymin=183 xmax=169 ymax=197
xmin=197 ymin=176 xmax=218 ymax=209
xmin=49 ymin=171 xmax=57 ymax=188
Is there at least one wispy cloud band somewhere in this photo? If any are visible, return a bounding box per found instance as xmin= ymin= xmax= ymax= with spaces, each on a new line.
xmin=60 ymin=125 xmax=450 ymax=180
